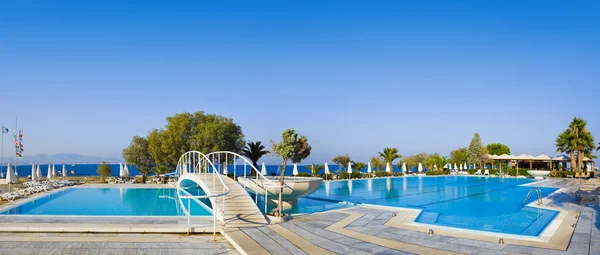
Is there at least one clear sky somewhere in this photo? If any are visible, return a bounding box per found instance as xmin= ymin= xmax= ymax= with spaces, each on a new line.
xmin=1 ymin=1 xmax=599 ymax=164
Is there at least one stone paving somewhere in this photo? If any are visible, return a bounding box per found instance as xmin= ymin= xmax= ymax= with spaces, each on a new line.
xmin=0 ymin=233 xmax=237 ymax=255
xmin=238 ymin=178 xmax=599 ymax=255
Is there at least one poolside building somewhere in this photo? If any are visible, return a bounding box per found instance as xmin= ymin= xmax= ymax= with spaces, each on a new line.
xmin=485 ymin=154 xmax=595 ymax=171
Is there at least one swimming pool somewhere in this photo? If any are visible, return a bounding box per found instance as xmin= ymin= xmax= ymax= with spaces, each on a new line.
xmin=0 ymin=188 xmax=213 ymax=216
xmin=276 ymin=176 xmax=560 ymax=236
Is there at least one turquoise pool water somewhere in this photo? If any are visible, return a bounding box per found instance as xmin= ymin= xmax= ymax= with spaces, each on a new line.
xmin=0 ymin=188 xmax=212 ymax=216
xmin=270 ymin=176 xmax=559 ymax=236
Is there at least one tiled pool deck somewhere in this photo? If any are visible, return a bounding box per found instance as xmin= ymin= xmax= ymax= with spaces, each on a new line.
xmin=0 ymin=178 xmax=597 ymax=254
xmin=228 ymin=178 xmax=599 ymax=255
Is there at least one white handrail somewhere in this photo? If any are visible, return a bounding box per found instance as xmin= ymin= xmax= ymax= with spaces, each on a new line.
xmin=205 ymin=151 xmax=283 ymax=189
xmin=175 ymin=151 xmax=230 ymax=240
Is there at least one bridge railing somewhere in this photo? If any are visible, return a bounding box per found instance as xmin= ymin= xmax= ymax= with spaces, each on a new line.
xmin=205 ymin=151 xmax=287 ymax=215
xmin=175 ymin=151 xmax=230 ymax=240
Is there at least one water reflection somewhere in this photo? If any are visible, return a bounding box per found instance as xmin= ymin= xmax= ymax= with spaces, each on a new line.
xmin=386 ymin=178 xmax=391 ymax=193
xmin=348 ymin=179 xmax=353 ymax=194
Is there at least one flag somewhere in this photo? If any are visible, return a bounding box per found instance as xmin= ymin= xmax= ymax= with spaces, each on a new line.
xmin=1 ymin=126 xmax=8 ymax=134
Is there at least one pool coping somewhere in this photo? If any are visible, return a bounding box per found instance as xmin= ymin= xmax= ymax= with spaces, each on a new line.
xmin=355 ymin=185 xmax=578 ymax=250
xmin=0 ymin=184 xmax=214 ymax=217
xmin=0 ymin=184 xmax=219 ymax=234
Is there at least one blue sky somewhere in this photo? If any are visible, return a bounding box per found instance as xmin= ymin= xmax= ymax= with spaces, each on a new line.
xmin=1 ymin=1 xmax=599 ymax=164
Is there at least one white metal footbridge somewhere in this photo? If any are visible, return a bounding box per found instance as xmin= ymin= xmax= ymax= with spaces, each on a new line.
xmin=175 ymin=151 xmax=281 ymax=235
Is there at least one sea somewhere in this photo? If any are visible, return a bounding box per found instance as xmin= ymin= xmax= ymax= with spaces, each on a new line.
xmin=0 ymin=164 xmax=407 ymax=177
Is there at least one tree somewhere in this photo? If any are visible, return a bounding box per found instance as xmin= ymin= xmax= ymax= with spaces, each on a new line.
xmin=449 ymin=148 xmax=469 ymax=164
xmin=332 ymin=154 xmax=351 ymax=173
xmin=370 ymin=156 xmax=386 ymax=170
xmin=467 ymin=133 xmax=485 ymax=167
xmin=96 ymin=161 xmax=112 ymax=181
xmin=304 ymin=163 xmax=324 ymax=177
xmin=146 ymin=112 xmax=245 ymax=168
xmin=241 ymin=141 xmax=269 ymax=175
xmin=568 ymin=117 xmax=595 ymax=171
xmin=556 ymin=130 xmax=576 ymax=171
xmin=147 ymin=129 xmax=169 ymax=167
xmin=191 ymin=112 xmax=245 ymax=154
xmin=425 ymin=153 xmax=447 ymax=170
xmin=271 ymin=129 xmax=311 ymax=216
xmin=353 ymin=162 xmax=366 ymax=173
xmin=379 ymin=147 xmax=401 ymax=174
xmin=486 ymin=143 xmax=510 ymax=156
xmin=122 ymin=136 xmax=155 ymax=183
xmin=399 ymin=153 xmax=428 ymax=170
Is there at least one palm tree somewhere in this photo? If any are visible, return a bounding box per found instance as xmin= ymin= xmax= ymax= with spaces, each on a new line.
xmin=353 ymin=162 xmax=366 ymax=174
xmin=304 ymin=163 xmax=324 ymax=177
xmin=556 ymin=130 xmax=576 ymax=171
xmin=138 ymin=166 xmax=152 ymax=183
xmin=568 ymin=117 xmax=595 ymax=171
xmin=241 ymin=141 xmax=269 ymax=175
xmin=153 ymin=165 xmax=169 ymax=184
xmin=379 ymin=147 xmax=401 ymax=174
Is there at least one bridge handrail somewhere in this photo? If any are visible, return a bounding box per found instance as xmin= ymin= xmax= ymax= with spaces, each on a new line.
xmin=176 ymin=151 xmax=230 ymax=239
xmin=205 ymin=151 xmax=284 ymax=190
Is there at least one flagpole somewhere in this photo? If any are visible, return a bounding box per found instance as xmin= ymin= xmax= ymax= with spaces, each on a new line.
xmin=14 ymin=116 xmax=17 ymax=179
xmin=0 ymin=125 xmax=3 ymax=177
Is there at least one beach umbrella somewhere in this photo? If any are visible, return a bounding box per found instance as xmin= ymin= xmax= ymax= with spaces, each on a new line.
xmin=418 ymin=163 xmax=423 ymax=173
xmin=402 ymin=162 xmax=407 ymax=173
xmin=222 ymin=163 xmax=228 ymax=175
xmin=31 ymin=164 xmax=37 ymax=181
xmin=37 ymin=165 xmax=41 ymax=179
xmin=347 ymin=162 xmax=352 ymax=174
xmin=62 ymin=165 xmax=66 ymax=177
xmin=119 ymin=163 xmax=123 ymax=176
xmin=454 ymin=163 xmax=458 ymax=171
xmin=123 ymin=164 xmax=130 ymax=177
xmin=385 ymin=162 xmax=391 ymax=173
xmin=261 ymin=162 xmax=267 ymax=175
xmin=0 ymin=169 xmax=3 ymax=178
xmin=434 ymin=164 xmax=437 ymax=170
xmin=293 ymin=163 xmax=298 ymax=176
xmin=367 ymin=162 xmax=372 ymax=173
xmin=52 ymin=165 xmax=56 ymax=177
xmin=6 ymin=163 xmax=15 ymax=183
xmin=47 ymin=165 xmax=53 ymax=179
xmin=324 ymin=162 xmax=330 ymax=174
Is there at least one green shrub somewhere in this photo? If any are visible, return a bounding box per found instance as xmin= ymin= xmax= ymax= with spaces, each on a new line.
xmin=320 ymin=173 xmax=334 ymax=180
xmin=425 ymin=170 xmax=444 ymax=176
xmin=96 ymin=161 xmax=112 ymax=181
xmin=350 ymin=172 xmax=363 ymax=179
xmin=374 ymin=170 xmax=389 ymax=177
xmin=339 ymin=172 xmax=349 ymax=179
xmin=296 ymin=172 xmax=312 ymax=177
xmin=467 ymin=169 xmax=477 ymax=175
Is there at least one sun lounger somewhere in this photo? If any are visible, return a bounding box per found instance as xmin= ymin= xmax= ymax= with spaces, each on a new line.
xmin=475 ymin=170 xmax=482 ymax=175
xmin=484 ymin=169 xmax=490 ymax=176
xmin=575 ymin=172 xmax=581 ymax=178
